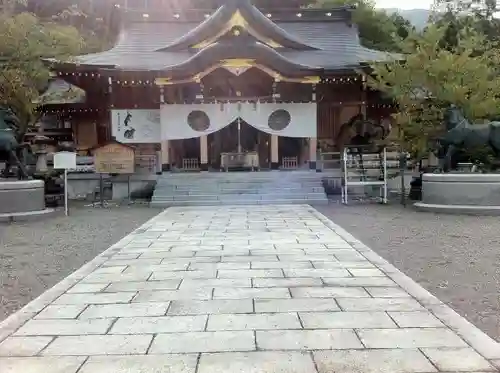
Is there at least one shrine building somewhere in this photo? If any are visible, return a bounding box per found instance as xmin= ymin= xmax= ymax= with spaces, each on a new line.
xmin=51 ymin=0 xmax=396 ymax=173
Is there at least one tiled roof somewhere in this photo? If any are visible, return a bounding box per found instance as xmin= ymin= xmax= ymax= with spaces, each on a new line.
xmin=34 ymin=79 xmax=86 ymax=105
xmin=75 ymin=6 xmax=397 ymax=73
xmin=160 ymin=3 xmax=317 ymax=51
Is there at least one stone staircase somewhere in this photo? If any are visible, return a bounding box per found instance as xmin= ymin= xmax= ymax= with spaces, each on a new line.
xmin=151 ymin=171 xmax=328 ymax=206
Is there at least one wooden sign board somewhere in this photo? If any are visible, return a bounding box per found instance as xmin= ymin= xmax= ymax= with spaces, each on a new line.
xmin=94 ymin=142 xmax=135 ymax=174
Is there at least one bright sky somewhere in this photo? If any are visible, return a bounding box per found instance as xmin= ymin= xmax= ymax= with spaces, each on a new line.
xmin=375 ymin=0 xmax=433 ymax=9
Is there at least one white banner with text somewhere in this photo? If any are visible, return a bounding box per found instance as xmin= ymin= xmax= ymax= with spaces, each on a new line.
xmin=111 ymin=109 xmax=161 ymax=143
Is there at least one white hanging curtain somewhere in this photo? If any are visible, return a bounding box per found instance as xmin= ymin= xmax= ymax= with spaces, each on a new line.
xmin=239 ymin=103 xmax=317 ymax=138
xmin=160 ymin=104 xmax=239 ymax=140
xmin=160 ymin=102 xmax=317 ymax=140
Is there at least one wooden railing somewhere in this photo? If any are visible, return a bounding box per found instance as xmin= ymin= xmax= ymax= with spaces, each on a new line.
xmin=182 ymin=158 xmax=200 ymax=171
xmin=281 ymin=157 xmax=299 ymax=170
xmin=135 ymin=155 xmax=157 ymax=174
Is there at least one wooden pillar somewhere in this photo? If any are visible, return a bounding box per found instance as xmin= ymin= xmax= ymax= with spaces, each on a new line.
xmin=361 ymin=74 xmax=367 ymax=117
xmin=310 ymin=83 xmax=318 ymax=170
xmin=200 ymin=135 xmax=208 ymax=171
xmin=309 ymin=137 xmax=317 ymax=170
xmin=159 ymin=86 xmax=170 ymax=172
xmin=106 ymin=76 xmax=114 ymax=145
xmin=161 ymin=140 xmax=170 ymax=171
xmin=271 ymin=134 xmax=279 ymax=170
xmin=300 ymin=138 xmax=309 ymax=166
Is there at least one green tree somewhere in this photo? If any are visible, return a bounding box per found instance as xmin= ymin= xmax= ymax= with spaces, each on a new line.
xmin=367 ymin=24 xmax=500 ymax=158
xmin=31 ymin=0 xmax=121 ymax=52
xmin=0 ymin=12 xmax=85 ymax=132
xmin=7 ymin=0 xmax=120 ymax=53
xmin=312 ymin=0 xmax=413 ymax=51
xmin=431 ymin=0 xmax=500 ymax=47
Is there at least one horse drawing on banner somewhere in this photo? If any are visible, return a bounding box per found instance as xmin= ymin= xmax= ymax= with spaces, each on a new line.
xmin=335 ymin=113 xmax=393 ymax=179
xmin=122 ymin=111 xmax=136 ymax=140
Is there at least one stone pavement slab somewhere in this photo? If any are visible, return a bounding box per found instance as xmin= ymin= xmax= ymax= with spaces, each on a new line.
xmin=0 ymin=337 xmax=54 ymax=357
xmin=256 ymin=329 xmax=363 ymax=350
xmin=149 ymin=331 xmax=255 ymax=353
xmin=41 ymin=334 xmax=153 ymax=355
xmin=1 ymin=204 xmax=499 ymax=373
xmin=78 ymin=355 xmax=198 ymax=373
xmin=34 ymin=305 xmax=87 ymax=319
xmin=206 ymin=313 xmax=301 ymax=331
xmin=198 ymin=351 xmax=316 ymax=373
xmin=313 ymin=349 xmax=438 ymax=373
xmin=0 ymin=357 xmax=86 ymax=373
xmin=168 ymin=299 xmax=253 ymax=315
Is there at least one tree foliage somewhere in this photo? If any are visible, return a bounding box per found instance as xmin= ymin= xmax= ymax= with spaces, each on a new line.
xmin=0 ymin=12 xmax=85 ymax=132
xmin=367 ymin=24 xmax=500 ymax=158
xmin=18 ymin=0 xmax=121 ymax=53
xmin=312 ymin=0 xmax=413 ymax=51
xmin=432 ymin=0 xmax=500 ymax=47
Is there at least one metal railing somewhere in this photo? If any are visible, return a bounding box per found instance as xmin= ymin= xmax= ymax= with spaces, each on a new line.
xmin=341 ymin=146 xmax=388 ymax=205
xmin=319 ymin=150 xmax=408 ymax=171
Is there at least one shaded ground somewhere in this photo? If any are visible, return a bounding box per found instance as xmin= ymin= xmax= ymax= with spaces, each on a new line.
xmin=0 ymin=203 xmax=160 ymax=321
xmin=316 ymin=203 xmax=500 ymax=342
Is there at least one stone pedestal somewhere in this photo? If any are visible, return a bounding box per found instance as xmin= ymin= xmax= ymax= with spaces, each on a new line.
xmin=0 ymin=179 xmax=54 ymax=221
xmin=414 ymin=173 xmax=500 ymax=215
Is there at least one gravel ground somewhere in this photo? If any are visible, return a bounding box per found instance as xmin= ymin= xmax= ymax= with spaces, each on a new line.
xmin=0 ymin=203 xmax=161 ymax=321
xmin=316 ymin=203 xmax=500 ymax=342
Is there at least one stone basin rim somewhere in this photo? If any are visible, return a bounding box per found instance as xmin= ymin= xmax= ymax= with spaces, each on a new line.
xmin=0 ymin=179 xmax=44 ymax=190
xmin=422 ymin=173 xmax=500 ymax=182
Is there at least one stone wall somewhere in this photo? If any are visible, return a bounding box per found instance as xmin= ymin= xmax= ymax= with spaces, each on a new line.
xmin=67 ymin=174 xmax=158 ymax=201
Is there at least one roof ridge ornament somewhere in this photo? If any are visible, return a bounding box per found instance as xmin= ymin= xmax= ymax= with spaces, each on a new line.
xmin=157 ymin=0 xmax=318 ymax=52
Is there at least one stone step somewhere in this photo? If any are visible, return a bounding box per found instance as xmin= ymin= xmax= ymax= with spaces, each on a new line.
xmin=156 ymin=171 xmax=318 ymax=176
xmin=153 ymin=189 xmax=325 ymax=195
xmin=156 ymin=181 xmax=322 ymax=187
xmin=150 ymin=198 xmax=329 ymax=207
xmin=155 ymin=177 xmax=323 ymax=183
xmin=155 ymin=184 xmax=322 ymax=189
xmin=152 ymin=171 xmax=327 ymax=207
xmin=152 ymin=193 xmax=328 ymax=202
xmin=156 ymin=177 xmax=322 ymax=181
xmin=155 ymin=183 xmax=323 ymax=188
xmin=156 ymin=188 xmax=321 ymax=194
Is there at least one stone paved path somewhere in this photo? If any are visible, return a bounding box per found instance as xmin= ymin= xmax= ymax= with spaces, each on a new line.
xmin=0 ymin=205 xmax=499 ymax=373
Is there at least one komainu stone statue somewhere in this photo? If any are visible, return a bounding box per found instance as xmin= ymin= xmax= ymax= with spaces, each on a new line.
xmin=440 ymin=105 xmax=500 ymax=171
xmin=0 ymin=107 xmax=30 ymax=179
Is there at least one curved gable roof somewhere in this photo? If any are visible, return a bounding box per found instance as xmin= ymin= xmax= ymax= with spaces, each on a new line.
xmin=164 ymin=42 xmax=320 ymax=78
xmin=159 ymin=0 xmax=317 ymax=51
xmin=71 ymin=5 xmax=398 ymax=73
